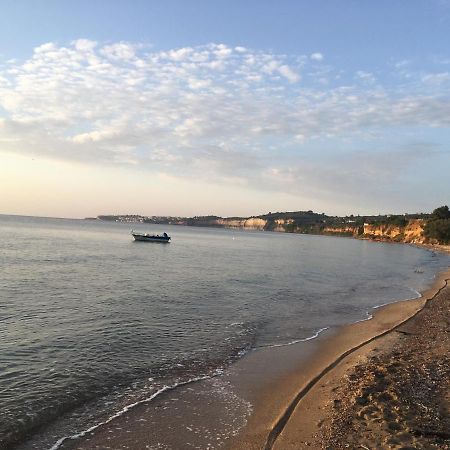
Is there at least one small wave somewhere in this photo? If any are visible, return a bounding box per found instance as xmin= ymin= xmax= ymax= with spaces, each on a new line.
xmin=48 ymin=372 xmax=220 ymax=450
xmin=256 ymin=327 xmax=329 ymax=349
xmin=372 ymin=302 xmax=390 ymax=310
xmin=353 ymin=312 xmax=374 ymax=323
xmin=372 ymin=288 xmax=422 ymax=310
xmin=227 ymin=322 xmax=244 ymax=327
xmin=409 ymin=288 xmax=422 ymax=299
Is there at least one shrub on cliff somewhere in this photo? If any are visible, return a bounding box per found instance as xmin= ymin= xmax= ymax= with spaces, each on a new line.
xmin=386 ymin=216 xmax=408 ymax=228
xmin=424 ymin=206 xmax=450 ymax=244
xmin=430 ymin=205 xmax=450 ymax=220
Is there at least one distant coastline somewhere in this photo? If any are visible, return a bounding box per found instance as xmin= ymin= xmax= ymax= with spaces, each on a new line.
xmin=91 ymin=205 xmax=450 ymax=246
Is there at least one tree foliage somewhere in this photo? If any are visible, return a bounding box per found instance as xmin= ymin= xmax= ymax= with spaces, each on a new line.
xmin=424 ymin=205 xmax=450 ymax=244
xmin=430 ymin=205 xmax=450 ymax=220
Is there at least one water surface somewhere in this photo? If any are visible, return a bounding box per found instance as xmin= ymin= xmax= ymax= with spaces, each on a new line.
xmin=0 ymin=215 xmax=448 ymax=448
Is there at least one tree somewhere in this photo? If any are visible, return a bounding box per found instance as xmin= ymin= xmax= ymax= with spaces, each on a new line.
xmin=431 ymin=205 xmax=450 ymax=220
xmin=424 ymin=206 xmax=450 ymax=244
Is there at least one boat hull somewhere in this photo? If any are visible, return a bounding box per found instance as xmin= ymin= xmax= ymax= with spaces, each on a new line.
xmin=132 ymin=234 xmax=170 ymax=243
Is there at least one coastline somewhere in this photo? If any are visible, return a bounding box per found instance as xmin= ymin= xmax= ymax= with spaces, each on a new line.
xmin=226 ymin=265 xmax=449 ymax=449
xmin=35 ymin=245 xmax=448 ymax=450
xmin=259 ymin=256 xmax=450 ymax=449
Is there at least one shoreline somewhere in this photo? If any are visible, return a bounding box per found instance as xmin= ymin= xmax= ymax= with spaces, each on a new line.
xmin=226 ymin=265 xmax=449 ymax=449
xmin=15 ymin=245 xmax=449 ymax=450
xmin=260 ymin=243 xmax=449 ymax=449
xmin=266 ymin=269 xmax=450 ymax=450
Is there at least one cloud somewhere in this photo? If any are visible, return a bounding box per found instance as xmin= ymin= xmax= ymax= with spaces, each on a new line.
xmin=73 ymin=39 xmax=98 ymax=52
xmin=0 ymin=41 xmax=449 ymax=205
xmin=101 ymin=42 xmax=137 ymax=60
xmin=262 ymin=142 xmax=445 ymax=209
xmin=310 ymin=52 xmax=324 ymax=62
xmin=356 ymin=70 xmax=376 ymax=84
xmin=278 ymin=64 xmax=300 ymax=83
xmin=422 ymin=72 xmax=450 ymax=84
xmin=394 ymin=59 xmax=411 ymax=68
xmin=164 ymin=47 xmax=193 ymax=61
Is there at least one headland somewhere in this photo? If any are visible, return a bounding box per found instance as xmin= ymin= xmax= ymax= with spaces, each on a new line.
xmin=93 ymin=204 xmax=450 ymax=246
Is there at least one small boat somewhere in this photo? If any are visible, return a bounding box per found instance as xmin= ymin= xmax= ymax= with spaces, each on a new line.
xmin=131 ymin=231 xmax=171 ymax=243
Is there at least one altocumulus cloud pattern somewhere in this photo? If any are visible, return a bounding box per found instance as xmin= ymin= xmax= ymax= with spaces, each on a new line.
xmin=0 ymin=40 xmax=449 ymax=198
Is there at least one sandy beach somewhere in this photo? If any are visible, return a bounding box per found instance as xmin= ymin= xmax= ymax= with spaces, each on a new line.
xmin=267 ymin=267 xmax=450 ymax=449
xmin=40 ymin=247 xmax=449 ymax=450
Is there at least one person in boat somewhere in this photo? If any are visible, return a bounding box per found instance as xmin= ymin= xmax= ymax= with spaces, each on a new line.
xmin=163 ymin=232 xmax=168 ymax=238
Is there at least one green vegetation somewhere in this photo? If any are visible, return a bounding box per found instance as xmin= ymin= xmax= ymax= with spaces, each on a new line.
xmin=259 ymin=210 xmax=327 ymax=232
xmin=185 ymin=216 xmax=223 ymax=227
xmin=424 ymin=206 xmax=450 ymax=244
xmin=385 ymin=216 xmax=408 ymax=228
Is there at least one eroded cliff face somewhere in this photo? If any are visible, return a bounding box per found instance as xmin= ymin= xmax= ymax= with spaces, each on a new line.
xmin=215 ymin=217 xmax=267 ymax=230
xmin=323 ymin=226 xmax=360 ymax=236
xmin=319 ymin=220 xmax=426 ymax=243
xmin=403 ymin=220 xmax=426 ymax=243
xmin=209 ymin=216 xmax=426 ymax=244
xmin=363 ymin=219 xmax=425 ymax=243
xmin=273 ymin=218 xmax=295 ymax=232
xmin=243 ymin=217 xmax=267 ymax=230
xmin=363 ymin=223 xmax=403 ymax=240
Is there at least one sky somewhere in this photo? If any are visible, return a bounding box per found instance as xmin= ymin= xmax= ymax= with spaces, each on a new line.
xmin=0 ymin=1 xmax=449 ymax=218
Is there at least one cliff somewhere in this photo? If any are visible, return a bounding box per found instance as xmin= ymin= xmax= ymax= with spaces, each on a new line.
xmin=322 ymin=225 xmax=361 ymax=237
xmin=403 ymin=220 xmax=426 ymax=243
xmin=215 ymin=217 xmax=267 ymax=230
xmin=362 ymin=219 xmax=425 ymax=243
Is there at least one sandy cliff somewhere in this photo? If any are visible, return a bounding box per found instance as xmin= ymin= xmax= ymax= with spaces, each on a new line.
xmin=318 ymin=219 xmax=426 ymax=244
xmin=214 ymin=217 xmax=426 ymax=244
xmin=273 ymin=218 xmax=295 ymax=232
xmin=215 ymin=217 xmax=267 ymax=230
xmin=403 ymin=219 xmax=426 ymax=243
xmin=323 ymin=225 xmax=360 ymax=236
xmin=363 ymin=219 xmax=425 ymax=243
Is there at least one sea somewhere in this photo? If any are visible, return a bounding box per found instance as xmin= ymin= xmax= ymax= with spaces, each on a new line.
xmin=1 ymin=214 xmax=449 ymax=449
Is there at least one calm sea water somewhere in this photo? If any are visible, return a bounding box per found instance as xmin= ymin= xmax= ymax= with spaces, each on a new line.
xmin=1 ymin=214 xmax=448 ymax=449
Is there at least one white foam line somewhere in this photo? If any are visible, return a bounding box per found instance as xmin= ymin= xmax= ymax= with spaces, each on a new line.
xmin=372 ymin=289 xmax=422 ymax=310
xmin=372 ymin=302 xmax=390 ymax=310
xmin=49 ymin=374 xmax=212 ymax=450
xmin=257 ymin=327 xmax=329 ymax=349
xmin=354 ymin=313 xmax=374 ymax=323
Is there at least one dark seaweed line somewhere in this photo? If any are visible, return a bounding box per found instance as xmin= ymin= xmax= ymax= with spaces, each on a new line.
xmin=264 ymin=277 xmax=450 ymax=450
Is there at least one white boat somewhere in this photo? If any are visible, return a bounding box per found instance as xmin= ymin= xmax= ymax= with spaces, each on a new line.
xmin=131 ymin=231 xmax=171 ymax=243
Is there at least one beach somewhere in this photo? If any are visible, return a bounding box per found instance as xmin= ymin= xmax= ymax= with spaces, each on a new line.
xmin=4 ymin=217 xmax=449 ymax=450
xmin=266 ymin=265 xmax=450 ymax=449
xmin=48 ymin=249 xmax=449 ymax=450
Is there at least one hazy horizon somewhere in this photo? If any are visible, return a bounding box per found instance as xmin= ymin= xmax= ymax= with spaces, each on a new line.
xmin=1 ymin=1 xmax=449 ymax=218
xmin=0 ymin=203 xmax=441 ymax=221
